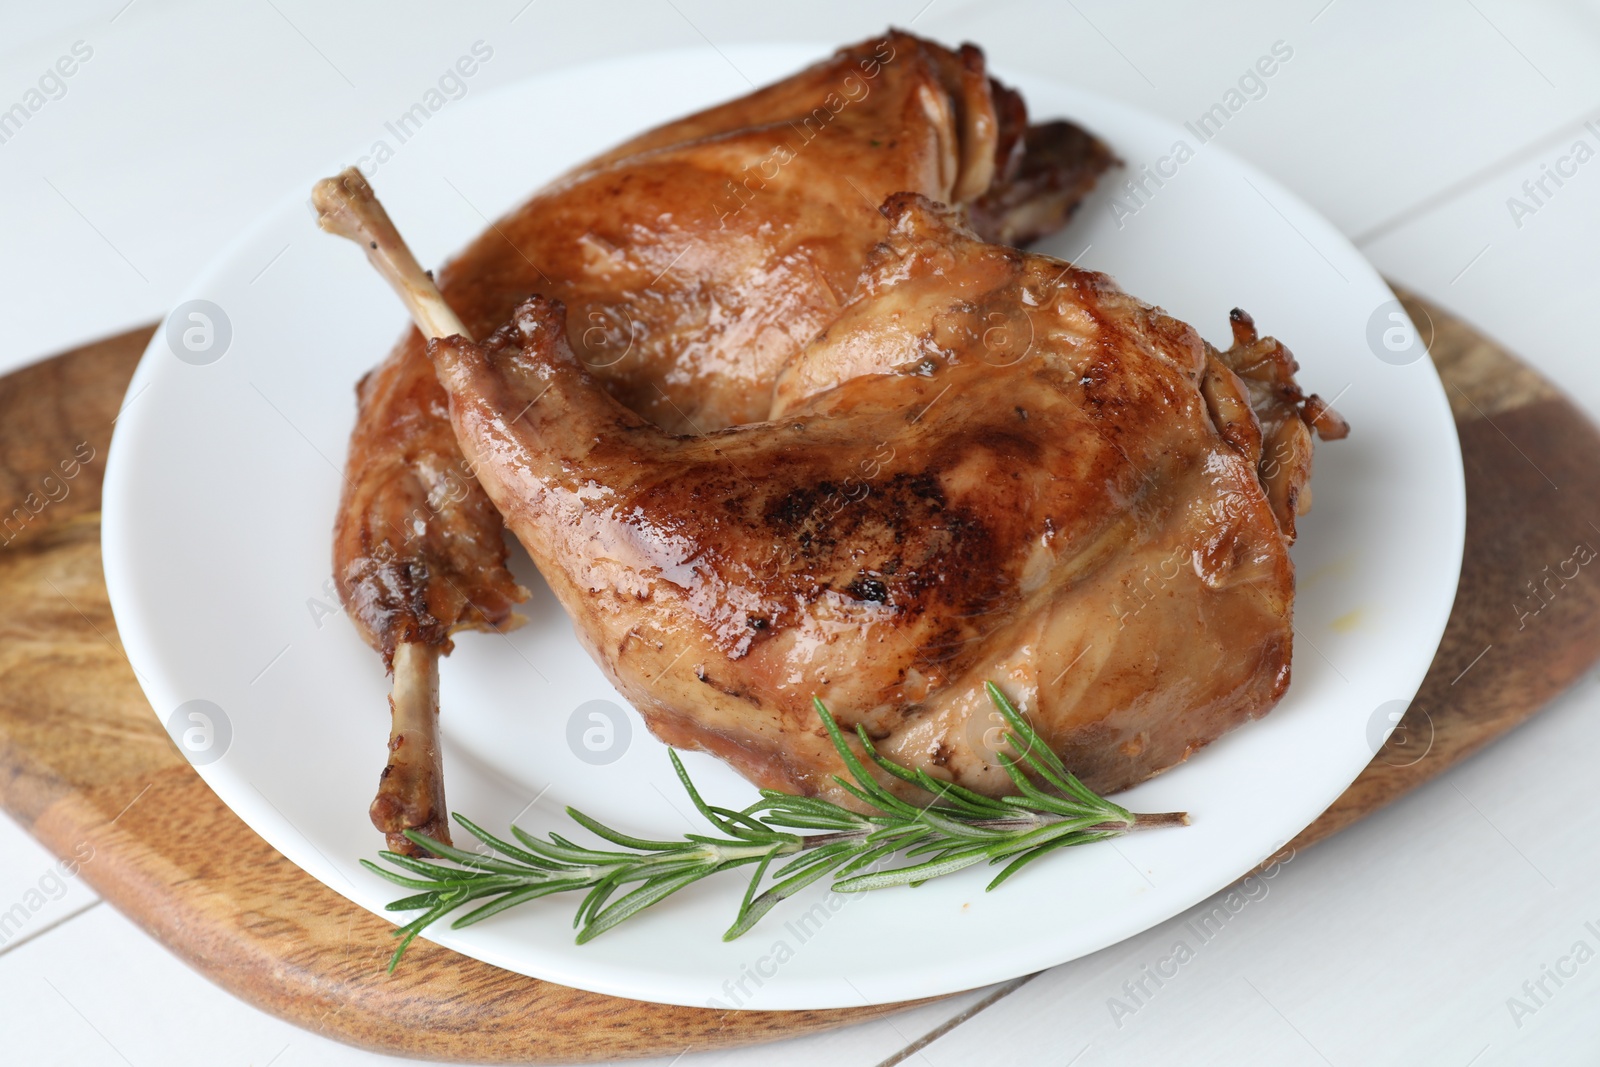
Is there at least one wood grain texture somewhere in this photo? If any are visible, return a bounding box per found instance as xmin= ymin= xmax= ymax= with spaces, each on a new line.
xmin=0 ymin=290 xmax=1595 ymax=1062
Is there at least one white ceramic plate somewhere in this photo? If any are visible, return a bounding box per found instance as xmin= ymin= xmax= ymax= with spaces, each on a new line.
xmin=101 ymin=43 xmax=1464 ymax=1010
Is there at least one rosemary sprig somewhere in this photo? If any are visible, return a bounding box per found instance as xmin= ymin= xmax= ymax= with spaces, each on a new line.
xmin=363 ymin=682 xmax=1188 ymax=970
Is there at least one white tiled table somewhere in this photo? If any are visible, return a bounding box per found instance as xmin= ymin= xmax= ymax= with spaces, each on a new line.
xmin=4 ymin=2 xmax=1599 ymax=1063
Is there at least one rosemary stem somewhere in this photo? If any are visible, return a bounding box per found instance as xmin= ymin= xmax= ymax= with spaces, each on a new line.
xmin=788 ymin=827 xmax=874 ymax=850
xmin=704 ymin=842 xmax=802 ymax=862
xmin=369 ymin=683 xmax=1194 ymax=962
xmin=787 ymin=808 xmax=1188 ymax=851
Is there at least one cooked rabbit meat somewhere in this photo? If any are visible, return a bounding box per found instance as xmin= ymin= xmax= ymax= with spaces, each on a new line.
xmin=967 ymin=118 xmax=1119 ymax=247
xmin=325 ymin=31 xmax=1115 ymax=851
xmin=398 ymin=30 xmax=1113 ymax=436
xmin=422 ymin=195 xmax=1345 ymax=804
xmin=315 ymin=170 xmax=524 ymax=852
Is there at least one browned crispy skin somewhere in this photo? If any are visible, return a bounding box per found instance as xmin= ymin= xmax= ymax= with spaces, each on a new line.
xmin=412 ymin=30 xmax=1112 ymax=435
xmin=423 ymin=196 xmax=1344 ymax=805
xmin=333 ymin=31 xmax=1114 ymax=849
xmin=336 ymin=351 xmax=525 ymax=657
xmin=1212 ymin=309 xmax=1350 ymax=541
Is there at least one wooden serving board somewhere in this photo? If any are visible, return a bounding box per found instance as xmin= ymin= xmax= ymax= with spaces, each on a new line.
xmin=1 ymin=290 xmax=1597 ymax=1063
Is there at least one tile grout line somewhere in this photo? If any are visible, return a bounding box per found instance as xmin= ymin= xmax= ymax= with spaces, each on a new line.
xmin=871 ymin=974 xmax=1038 ymax=1067
xmin=0 ymin=899 xmax=104 ymax=963
xmin=1352 ymin=101 xmax=1600 ymax=248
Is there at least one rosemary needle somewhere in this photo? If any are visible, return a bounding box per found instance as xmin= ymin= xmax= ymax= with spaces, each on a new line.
xmin=363 ymin=682 xmax=1189 ymax=971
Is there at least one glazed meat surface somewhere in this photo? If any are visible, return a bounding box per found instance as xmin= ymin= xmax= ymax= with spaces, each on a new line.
xmin=381 ymin=30 xmax=1112 ymax=444
xmin=422 ymin=196 xmax=1345 ymax=803
xmin=335 ymin=349 xmax=525 ymax=660
xmin=331 ymin=30 xmax=1115 ymax=849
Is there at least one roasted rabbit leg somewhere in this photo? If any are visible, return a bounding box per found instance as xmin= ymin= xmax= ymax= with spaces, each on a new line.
xmin=313 ymin=169 xmax=525 ymax=852
xmin=326 ymin=31 xmax=1114 ymax=849
xmin=420 ymin=195 xmax=1345 ymax=804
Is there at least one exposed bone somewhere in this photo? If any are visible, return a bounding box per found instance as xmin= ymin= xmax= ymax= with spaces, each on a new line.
xmin=368 ymin=641 xmax=449 ymax=853
xmin=312 ymin=167 xmax=468 ymax=340
xmin=313 ymin=166 xmax=471 ymax=854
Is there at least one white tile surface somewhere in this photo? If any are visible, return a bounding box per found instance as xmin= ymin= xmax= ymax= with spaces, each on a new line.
xmin=0 ymin=816 xmax=100 ymax=961
xmin=0 ymin=899 xmax=993 ymax=1066
xmin=0 ymin=904 xmax=418 ymax=1066
xmin=4 ymin=1 xmax=1600 ymax=1064
xmin=1362 ymin=104 xmax=1600 ymax=421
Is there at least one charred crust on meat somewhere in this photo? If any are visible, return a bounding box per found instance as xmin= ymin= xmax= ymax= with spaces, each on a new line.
xmin=1229 ymin=307 xmax=1259 ymax=348
xmin=846 ymin=575 xmax=890 ymax=603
